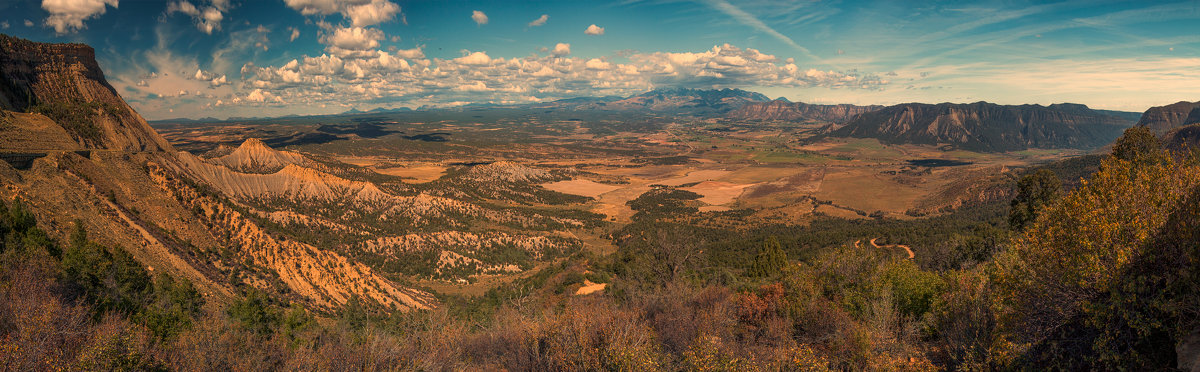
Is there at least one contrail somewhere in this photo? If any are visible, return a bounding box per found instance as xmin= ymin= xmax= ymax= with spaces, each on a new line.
xmin=703 ymin=0 xmax=821 ymax=61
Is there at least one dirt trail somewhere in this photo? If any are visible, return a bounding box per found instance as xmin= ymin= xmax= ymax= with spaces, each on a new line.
xmin=575 ymin=280 xmax=608 ymax=295
xmin=869 ymin=238 xmax=915 ymax=259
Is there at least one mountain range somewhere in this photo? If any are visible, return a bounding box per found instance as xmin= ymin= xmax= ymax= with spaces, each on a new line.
xmin=830 ymin=102 xmax=1138 ymax=152
xmin=726 ymin=99 xmax=884 ymax=123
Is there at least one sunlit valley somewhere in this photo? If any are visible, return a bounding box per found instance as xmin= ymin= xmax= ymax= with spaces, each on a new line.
xmin=3 ymin=1 xmax=1200 ymax=370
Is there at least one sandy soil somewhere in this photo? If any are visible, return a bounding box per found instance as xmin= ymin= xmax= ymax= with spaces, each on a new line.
xmin=375 ymin=164 xmax=447 ymax=183
xmin=542 ymin=179 xmax=623 ymax=197
xmin=683 ymin=181 xmax=755 ymax=205
xmin=658 ymin=169 xmax=732 ymax=186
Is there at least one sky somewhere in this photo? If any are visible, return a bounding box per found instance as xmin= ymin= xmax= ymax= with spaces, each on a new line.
xmin=1 ymin=0 xmax=1198 ymax=120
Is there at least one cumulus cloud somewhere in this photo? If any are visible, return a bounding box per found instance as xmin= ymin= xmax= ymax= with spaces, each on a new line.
xmin=284 ymin=0 xmax=401 ymax=27
xmin=167 ymin=0 xmax=227 ymax=34
xmin=189 ymin=68 xmax=229 ymax=87
xmin=454 ymin=51 xmax=492 ymax=66
xmin=552 ymin=43 xmax=570 ymax=56
xmin=41 ymin=0 xmax=118 ymax=34
xmin=289 ymin=27 xmax=301 ymax=42
xmin=528 ymin=14 xmax=548 ymax=27
xmin=344 ymin=0 xmax=400 ymax=27
xmin=24 ymin=20 xmax=34 ymax=27
xmin=584 ymin=24 xmax=604 ymax=35
xmin=1 ymin=22 xmax=9 ymax=30
xmin=471 ymin=10 xmax=488 ymax=25
xmin=320 ymin=26 xmax=384 ymax=58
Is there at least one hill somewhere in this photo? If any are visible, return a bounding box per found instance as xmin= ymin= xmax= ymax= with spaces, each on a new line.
xmin=726 ymin=99 xmax=883 ymax=123
xmin=831 ymin=101 xmax=1136 ymax=152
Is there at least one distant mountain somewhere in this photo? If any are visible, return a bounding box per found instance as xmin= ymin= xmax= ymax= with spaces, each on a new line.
xmin=726 ymin=99 xmax=884 ymax=123
xmin=831 ymin=102 xmax=1137 ymax=152
xmin=537 ymin=88 xmax=770 ymax=113
xmin=1135 ymin=101 xmax=1200 ymax=135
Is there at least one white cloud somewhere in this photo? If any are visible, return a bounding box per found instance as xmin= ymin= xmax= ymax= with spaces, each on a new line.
xmin=584 ymin=24 xmax=604 ymax=35
xmin=41 ymin=0 xmax=118 ymax=34
xmin=454 ymin=51 xmax=492 ymax=66
xmin=0 ymin=21 xmax=8 ymax=30
xmin=552 ymin=43 xmax=570 ymax=56
xmin=320 ymin=26 xmax=384 ymax=58
xmin=231 ymin=43 xmax=884 ymax=113
xmin=528 ymin=14 xmax=548 ymax=27
xmin=284 ymin=0 xmax=365 ymax=15
xmin=289 ymin=27 xmax=301 ymax=42
xmin=284 ymin=0 xmax=400 ymax=27
xmin=344 ymin=0 xmax=400 ymax=27
xmin=24 ymin=20 xmax=34 ymax=27
xmin=471 ymin=10 xmax=488 ymax=26
xmin=585 ymin=58 xmax=611 ymax=70
xmin=167 ymin=0 xmax=227 ymax=34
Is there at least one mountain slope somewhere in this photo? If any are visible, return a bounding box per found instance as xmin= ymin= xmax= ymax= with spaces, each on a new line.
xmin=726 ymin=99 xmax=883 ymax=123
xmin=0 ymin=35 xmax=433 ymax=311
xmin=831 ymin=102 xmax=1136 ymax=152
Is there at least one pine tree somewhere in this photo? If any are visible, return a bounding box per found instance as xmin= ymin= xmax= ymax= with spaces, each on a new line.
xmin=749 ymin=236 xmax=788 ymax=277
xmin=1008 ymin=169 xmax=1060 ymax=231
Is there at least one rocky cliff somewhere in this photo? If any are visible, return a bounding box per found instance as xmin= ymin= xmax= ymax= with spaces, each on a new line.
xmin=1135 ymin=101 xmax=1200 ymax=136
xmin=726 ymin=99 xmax=883 ymax=123
xmin=0 ymin=34 xmax=173 ymax=151
xmin=831 ymin=102 xmax=1136 ymax=152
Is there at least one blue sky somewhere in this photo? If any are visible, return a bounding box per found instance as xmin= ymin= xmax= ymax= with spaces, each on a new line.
xmin=1 ymin=0 xmax=1198 ymax=119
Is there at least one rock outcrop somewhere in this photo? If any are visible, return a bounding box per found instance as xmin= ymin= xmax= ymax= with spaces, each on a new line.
xmin=0 ymin=34 xmax=173 ymax=151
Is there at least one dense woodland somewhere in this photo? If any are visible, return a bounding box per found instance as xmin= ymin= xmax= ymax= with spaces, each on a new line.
xmin=2 ymin=127 xmax=1199 ymax=370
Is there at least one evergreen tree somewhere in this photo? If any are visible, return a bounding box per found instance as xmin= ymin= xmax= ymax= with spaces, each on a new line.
xmin=1112 ymin=126 xmax=1164 ymax=165
xmin=749 ymin=236 xmax=788 ymax=277
xmin=1008 ymin=169 xmax=1061 ymax=231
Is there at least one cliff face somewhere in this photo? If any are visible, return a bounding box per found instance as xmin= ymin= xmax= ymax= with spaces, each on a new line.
xmin=1136 ymin=101 xmax=1200 ymax=136
xmin=832 ymin=102 xmax=1135 ymax=152
xmin=0 ymin=34 xmax=173 ymax=151
xmin=726 ymin=99 xmax=883 ymax=123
